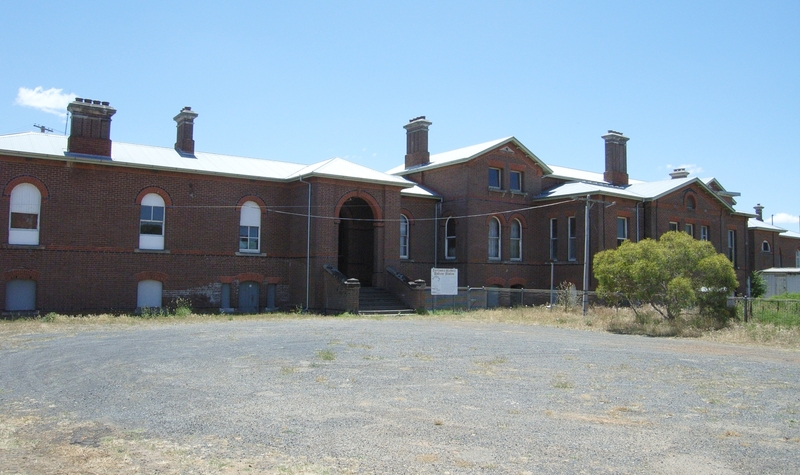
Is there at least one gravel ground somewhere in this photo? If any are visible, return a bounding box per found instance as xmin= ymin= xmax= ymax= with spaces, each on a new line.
xmin=1 ymin=318 xmax=799 ymax=474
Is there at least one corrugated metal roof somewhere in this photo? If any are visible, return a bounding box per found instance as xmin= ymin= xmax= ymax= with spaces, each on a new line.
xmin=781 ymin=230 xmax=800 ymax=240
xmin=0 ymin=132 xmax=413 ymax=187
xmin=748 ymin=219 xmax=787 ymax=232
xmin=388 ymin=137 xmax=553 ymax=176
xmin=400 ymin=184 xmax=440 ymax=199
xmin=546 ymin=164 xmax=645 ymax=185
xmin=536 ymin=175 xmax=738 ymax=212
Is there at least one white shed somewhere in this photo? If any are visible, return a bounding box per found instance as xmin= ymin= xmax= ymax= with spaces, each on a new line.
xmin=760 ymin=268 xmax=800 ymax=297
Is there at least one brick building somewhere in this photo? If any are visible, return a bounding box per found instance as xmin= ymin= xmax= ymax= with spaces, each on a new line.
xmin=1 ymin=100 xmax=771 ymax=314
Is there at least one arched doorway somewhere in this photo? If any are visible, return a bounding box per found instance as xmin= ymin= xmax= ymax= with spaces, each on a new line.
xmin=338 ymin=197 xmax=375 ymax=286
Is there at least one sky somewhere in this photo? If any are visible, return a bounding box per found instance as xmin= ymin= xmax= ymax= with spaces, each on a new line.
xmin=3 ymin=1 xmax=798 ymax=231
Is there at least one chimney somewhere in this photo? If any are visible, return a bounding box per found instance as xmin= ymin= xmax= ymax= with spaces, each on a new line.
xmin=669 ymin=168 xmax=690 ymax=179
xmin=754 ymin=203 xmax=764 ymax=221
xmin=174 ymin=106 xmax=199 ymax=156
xmin=67 ymin=98 xmax=116 ymax=157
xmin=404 ymin=116 xmax=432 ymax=169
xmin=602 ymin=130 xmax=629 ymax=186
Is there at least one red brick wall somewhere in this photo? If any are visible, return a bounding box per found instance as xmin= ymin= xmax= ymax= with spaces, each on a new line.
xmin=0 ymin=154 xmax=408 ymax=313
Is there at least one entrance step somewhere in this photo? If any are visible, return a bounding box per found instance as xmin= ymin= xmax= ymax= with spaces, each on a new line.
xmin=358 ymin=287 xmax=415 ymax=315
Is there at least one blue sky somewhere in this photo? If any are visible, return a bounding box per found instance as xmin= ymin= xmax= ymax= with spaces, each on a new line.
xmin=3 ymin=1 xmax=798 ymax=230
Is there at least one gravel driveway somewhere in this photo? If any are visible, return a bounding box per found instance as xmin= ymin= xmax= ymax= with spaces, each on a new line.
xmin=1 ymin=318 xmax=799 ymax=474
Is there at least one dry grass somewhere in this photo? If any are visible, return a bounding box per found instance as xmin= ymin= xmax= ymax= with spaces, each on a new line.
xmin=2 ymin=305 xmax=798 ymax=350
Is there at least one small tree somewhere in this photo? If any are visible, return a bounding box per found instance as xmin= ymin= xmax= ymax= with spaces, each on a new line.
xmin=750 ymin=271 xmax=767 ymax=298
xmin=594 ymin=231 xmax=738 ymax=320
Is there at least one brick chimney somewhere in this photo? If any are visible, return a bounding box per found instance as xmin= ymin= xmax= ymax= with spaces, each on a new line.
xmin=754 ymin=203 xmax=764 ymax=221
xmin=67 ymin=98 xmax=116 ymax=157
xmin=602 ymin=130 xmax=629 ymax=186
xmin=174 ymin=106 xmax=199 ymax=156
xmin=404 ymin=116 xmax=432 ymax=169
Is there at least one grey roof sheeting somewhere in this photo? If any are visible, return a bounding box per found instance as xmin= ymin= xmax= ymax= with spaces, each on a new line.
xmin=536 ymin=175 xmax=740 ymax=212
xmin=0 ymin=132 xmax=413 ymax=188
xmin=388 ymin=137 xmax=553 ymax=176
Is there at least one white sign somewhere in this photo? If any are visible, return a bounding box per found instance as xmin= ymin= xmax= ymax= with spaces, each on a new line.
xmin=431 ymin=268 xmax=458 ymax=295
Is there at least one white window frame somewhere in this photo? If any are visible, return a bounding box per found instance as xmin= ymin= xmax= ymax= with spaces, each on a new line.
xmin=399 ymin=214 xmax=409 ymax=259
xmin=139 ymin=193 xmax=165 ymax=250
xmin=445 ymin=217 xmax=456 ymax=260
xmin=617 ymin=217 xmax=629 ymax=247
xmin=488 ymin=217 xmax=501 ymax=260
xmin=700 ymin=225 xmax=709 ymax=241
xmin=761 ymin=240 xmax=771 ymax=253
xmin=488 ymin=168 xmax=501 ymax=189
xmin=685 ymin=223 xmax=694 ymax=238
xmin=509 ymin=171 xmax=522 ymax=192
xmin=727 ymin=230 xmax=737 ymax=265
xmin=669 ymin=222 xmax=679 ymax=232
xmin=9 ymin=183 xmax=41 ymax=245
xmin=239 ymin=201 xmax=261 ymax=253
xmin=510 ymin=219 xmax=522 ymax=261
xmin=568 ymin=217 xmax=578 ymax=261
xmin=550 ymin=218 xmax=558 ymax=261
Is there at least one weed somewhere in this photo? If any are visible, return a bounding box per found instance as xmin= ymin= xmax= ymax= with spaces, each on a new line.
xmin=316 ymin=349 xmax=336 ymax=361
xmin=42 ymin=312 xmax=58 ymax=323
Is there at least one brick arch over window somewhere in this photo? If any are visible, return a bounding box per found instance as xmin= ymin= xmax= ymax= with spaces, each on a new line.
xmin=4 ymin=176 xmax=49 ymax=199
xmin=134 ymin=271 xmax=168 ymax=283
xmin=236 ymin=272 xmax=264 ymax=283
xmin=400 ymin=208 xmax=415 ymax=223
xmin=508 ymin=213 xmax=528 ymax=228
xmin=508 ymin=277 xmax=527 ymax=288
xmin=485 ymin=214 xmax=507 ymax=226
xmin=334 ymin=191 xmax=383 ymax=222
xmin=683 ymin=190 xmax=698 ymax=210
xmin=486 ymin=277 xmax=506 ymax=287
xmin=3 ymin=269 xmax=41 ymax=282
xmin=135 ymin=187 xmax=173 ymax=206
xmin=237 ymin=195 xmax=267 ymax=210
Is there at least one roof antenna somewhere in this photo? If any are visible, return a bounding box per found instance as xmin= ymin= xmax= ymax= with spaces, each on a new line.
xmin=33 ymin=124 xmax=53 ymax=133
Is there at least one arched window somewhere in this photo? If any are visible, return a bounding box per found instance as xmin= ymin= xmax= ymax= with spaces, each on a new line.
xmin=686 ymin=195 xmax=696 ymax=210
xmin=399 ymin=214 xmax=409 ymax=259
xmin=9 ymin=183 xmax=41 ymax=245
xmin=5 ymin=279 xmax=36 ymax=311
xmin=762 ymin=240 xmax=771 ymax=253
xmin=137 ymin=279 xmax=162 ymax=309
xmin=488 ymin=217 xmax=501 ymax=260
xmin=139 ymin=193 xmax=165 ymax=250
xmin=445 ymin=217 xmax=456 ymax=259
xmin=510 ymin=219 xmax=522 ymax=261
xmin=239 ymin=201 xmax=261 ymax=252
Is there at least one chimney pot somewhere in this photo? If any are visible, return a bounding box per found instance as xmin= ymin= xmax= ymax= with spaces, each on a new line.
xmin=669 ymin=168 xmax=690 ymax=179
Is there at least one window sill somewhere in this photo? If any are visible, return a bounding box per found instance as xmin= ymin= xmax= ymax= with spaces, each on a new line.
xmin=236 ymin=252 xmax=266 ymax=257
xmin=135 ymin=249 xmax=170 ymax=254
xmin=6 ymin=244 xmax=45 ymax=249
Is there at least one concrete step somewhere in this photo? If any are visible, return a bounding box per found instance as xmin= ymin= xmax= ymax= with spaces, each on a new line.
xmin=359 ymin=287 xmax=414 ymax=315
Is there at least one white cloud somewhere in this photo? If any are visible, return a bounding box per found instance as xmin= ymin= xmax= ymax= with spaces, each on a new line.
xmin=771 ymin=212 xmax=799 ymax=226
xmin=14 ymin=87 xmax=77 ymax=118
